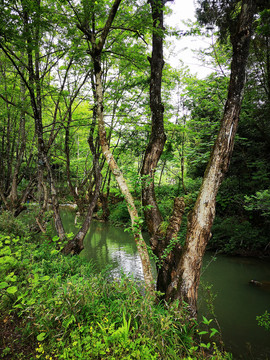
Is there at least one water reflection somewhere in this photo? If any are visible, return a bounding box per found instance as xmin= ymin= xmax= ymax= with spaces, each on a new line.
xmin=78 ymin=219 xmax=145 ymax=280
xmin=110 ymin=250 xmax=144 ymax=280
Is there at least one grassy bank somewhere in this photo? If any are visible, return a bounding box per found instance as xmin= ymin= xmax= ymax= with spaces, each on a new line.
xmin=0 ymin=215 xmax=231 ymax=360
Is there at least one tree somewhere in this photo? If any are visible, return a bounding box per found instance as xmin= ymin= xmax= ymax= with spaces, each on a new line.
xmin=0 ymin=0 xmax=102 ymax=250
xmin=72 ymin=0 xmax=155 ymax=291
xmin=0 ymin=0 xmax=68 ymax=236
xmin=166 ymin=0 xmax=258 ymax=315
xmin=0 ymin=52 xmax=36 ymax=216
xmin=141 ymin=0 xmax=259 ymax=316
xmin=140 ymin=0 xmax=186 ymax=299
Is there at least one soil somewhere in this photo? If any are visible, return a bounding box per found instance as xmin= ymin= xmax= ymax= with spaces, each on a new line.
xmin=0 ymin=314 xmax=36 ymax=359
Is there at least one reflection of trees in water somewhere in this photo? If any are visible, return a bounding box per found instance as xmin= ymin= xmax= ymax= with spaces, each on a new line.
xmin=61 ymin=210 xmax=77 ymax=234
xmin=198 ymin=253 xmax=270 ymax=360
xmin=61 ymin=211 xmax=146 ymax=279
xmin=82 ymin=221 xmax=110 ymax=267
xmin=82 ymin=221 xmax=144 ymax=278
xmin=110 ymin=250 xmax=143 ymax=281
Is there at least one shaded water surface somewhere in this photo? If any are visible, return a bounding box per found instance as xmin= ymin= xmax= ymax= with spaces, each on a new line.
xmin=62 ymin=211 xmax=270 ymax=359
xmin=199 ymin=254 xmax=270 ymax=359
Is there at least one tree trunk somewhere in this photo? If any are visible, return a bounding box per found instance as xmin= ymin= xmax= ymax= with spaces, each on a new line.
xmin=140 ymin=0 xmax=186 ymax=297
xmin=62 ymin=95 xmax=102 ymax=255
xmin=155 ymin=197 xmax=185 ymax=295
xmin=75 ymin=0 xmax=155 ymax=292
xmin=141 ymin=0 xmax=166 ymax=236
xmin=9 ymin=74 xmax=27 ymax=212
xmin=95 ymin=59 xmax=154 ymax=293
xmin=165 ymin=0 xmax=256 ymax=316
xmin=22 ymin=0 xmax=66 ymax=240
xmin=65 ymin=109 xmax=86 ymax=213
xmin=62 ymin=166 xmax=101 ymax=254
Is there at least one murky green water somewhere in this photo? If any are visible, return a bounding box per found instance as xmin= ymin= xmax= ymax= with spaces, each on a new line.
xmin=62 ymin=211 xmax=270 ymax=359
xmin=199 ymin=254 xmax=270 ymax=359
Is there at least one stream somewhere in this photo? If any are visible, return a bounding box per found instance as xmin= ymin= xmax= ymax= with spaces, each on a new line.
xmin=62 ymin=211 xmax=270 ymax=359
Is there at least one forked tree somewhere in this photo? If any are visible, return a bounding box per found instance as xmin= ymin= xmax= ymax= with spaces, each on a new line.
xmin=142 ymin=0 xmax=260 ymax=316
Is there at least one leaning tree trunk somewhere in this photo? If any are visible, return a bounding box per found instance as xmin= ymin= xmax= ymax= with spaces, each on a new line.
xmin=76 ymin=0 xmax=155 ymax=293
xmin=62 ymin=99 xmax=102 ymax=255
xmin=165 ymin=0 xmax=256 ymax=316
xmin=94 ymin=55 xmax=154 ymax=293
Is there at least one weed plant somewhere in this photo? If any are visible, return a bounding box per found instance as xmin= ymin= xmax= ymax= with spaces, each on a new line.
xmin=0 ymin=213 xmax=231 ymax=359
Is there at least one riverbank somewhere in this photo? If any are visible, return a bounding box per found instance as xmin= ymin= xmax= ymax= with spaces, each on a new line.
xmin=0 ymin=219 xmax=231 ymax=360
xmin=17 ymin=193 xmax=270 ymax=259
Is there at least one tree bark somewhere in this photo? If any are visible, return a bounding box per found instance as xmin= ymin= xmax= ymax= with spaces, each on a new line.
xmin=62 ymin=87 xmax=102 ymax=255
xmin=141 ymin=0 xmax=166 ymax=236
xmin=165 ymin=0 xmax=256 ymax=316
xmin=62 ymin=162 xmax=102 ymax=254
xmin=140 ymin=0 xmax=186 ymax=297
xmin=155 ymin=197 xmax=185 ymax=295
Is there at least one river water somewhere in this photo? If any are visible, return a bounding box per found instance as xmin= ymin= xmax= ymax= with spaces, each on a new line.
xmin=62 ymin=211 xmax=270 ymax=359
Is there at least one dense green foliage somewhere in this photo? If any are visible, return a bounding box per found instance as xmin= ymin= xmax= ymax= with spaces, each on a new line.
xmin=0 ymin=218 xmax=231 ymax=359
xmin=0 ymin=0 xmax=269 ymax=255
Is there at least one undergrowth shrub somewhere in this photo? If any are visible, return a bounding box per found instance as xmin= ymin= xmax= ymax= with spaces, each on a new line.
xmin=0 ymin=211 xmax=29 ymax=237
xmin=155 ymin=184 xmax=178 ymax=198
xmin=210 ymin=216 xmax=267 ymax=253
xmin=0 ymin=224 xmax=230 ymax=360
xmin=109 ymin=202 xmax=130 ymax=226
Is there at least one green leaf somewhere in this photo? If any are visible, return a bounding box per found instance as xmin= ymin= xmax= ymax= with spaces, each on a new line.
xmin=0 ymin=282 xmax=9 ymax=289
xmin=63 ymin=315 xmax=76 ymax=329
xmin=210 ymin=328 xmax=219 ymax=337
xmin=26 ymin=298 xmax=36 ymax=306
xmin=202 ymin=316 xmax=212 ymax=325
xmin=6 ymin=286 xmax=17 ymax=294
xmin=37 ymin=332 xmax=46 ymax=342
xmin=41 ymin=275 xmax=50 ymax=281
xmin=198 ymin=330 xmax=208 ymax=335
